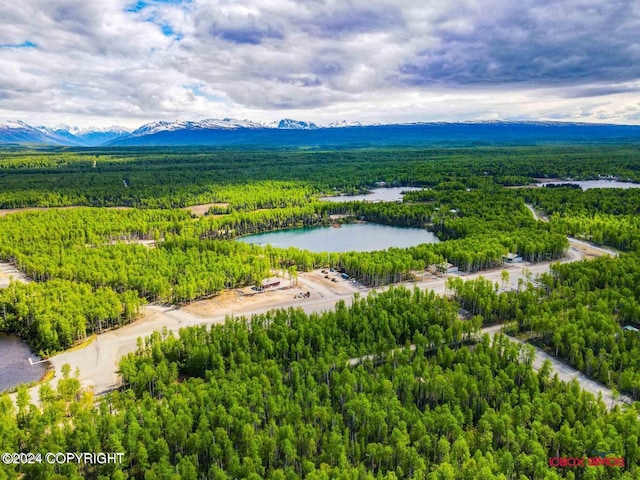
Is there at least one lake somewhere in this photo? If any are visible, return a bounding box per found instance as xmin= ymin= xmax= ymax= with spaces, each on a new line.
xmin=0 ymin=334 xmax=48 ymax=392
xmin=320 ymin=187 xmax=424 ymax=203
xmin=237 ymin=223 xmax=439 ymax=252
xmin=538 ymin=180 xmax=640 ymax=190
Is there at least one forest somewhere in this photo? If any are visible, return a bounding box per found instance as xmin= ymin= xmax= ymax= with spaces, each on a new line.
xmin=1 ymin=288 xmax=640 ymax=479
xmin=0 ymin=188 xmax=567 ymax=353
xmin=1 ymin=145 xmax=640 ymax=478
xmin=0 ymin=145 xmax=639 ymax=209
xmin=448 ymin=253 xmax=640 ymax=401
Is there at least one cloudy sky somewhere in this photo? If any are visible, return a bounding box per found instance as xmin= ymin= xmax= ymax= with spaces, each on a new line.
xmin=1 ymin=0 xmax=639 ymax=127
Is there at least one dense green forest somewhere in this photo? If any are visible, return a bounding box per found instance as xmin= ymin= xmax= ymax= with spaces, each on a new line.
xmin=0 ymin=280 xmax=141 ymax=353
xmin=449 ymin=253 xmax=640 ymax=401
xmin=0 ymin=146 xmax=637 ymax=354
xmin=0 ymin=189 xmax=566 ymax=353
xmin=523 ymin=187 xmax=640 ymax=251
xmin=2 ymin=146 xmax=640 ymax=478
xmin=0 ymin=145 xmax=639 ymax=208
xmin=2 ymin=288 xmax=639 ymax=479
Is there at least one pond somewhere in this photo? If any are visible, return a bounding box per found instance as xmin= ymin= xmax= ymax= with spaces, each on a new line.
xmin=237 ymin=223 xmax=439 ymax=253
xmin=0 ymin=334 xmax=48 ymax=392
xmin=320 ymin=187 xmax=425 ymax=203
xmin=538 ymin=180 xmax=640 ymax=190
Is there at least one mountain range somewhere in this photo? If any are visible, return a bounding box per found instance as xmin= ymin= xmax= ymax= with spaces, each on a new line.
xmin=1 ymin=118 xmax=639 ymax=148
xmin=0 ymin=121 xmax=132 ymax=147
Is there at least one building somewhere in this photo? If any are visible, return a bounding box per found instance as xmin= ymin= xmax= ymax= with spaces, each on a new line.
xmin=435 ymin=262 xmax=459 ymax=274
xmin=260 ymin=277 xmax=281 ymax=290
xmin=502 ymin=253 xmax=523 ymax=264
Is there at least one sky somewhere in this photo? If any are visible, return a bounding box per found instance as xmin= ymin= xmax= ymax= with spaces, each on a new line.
xmin=1 ymin=0 xmax=639 ymax=128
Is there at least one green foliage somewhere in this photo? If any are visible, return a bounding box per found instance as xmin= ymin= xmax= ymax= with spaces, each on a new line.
xmin=524 ymin=186 xmax=640 ymax=251
xmin=0 ymin=187 xmax=568 ymax=312
xmin=0 ymin=279 xmax=141 ymax=353
xmin=2 ymin=145 xmax=640 ymax=478
xmin=3 ymin=288 xmax=639 ymax=479
xmin=448 ymin=255 xmax=640 ymax=400
xmin=1 ymin=145 xmax=640 ymax=208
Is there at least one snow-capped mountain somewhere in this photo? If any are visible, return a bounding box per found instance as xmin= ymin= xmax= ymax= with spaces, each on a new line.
xmin=113 ymin=118 xmax=639 ymax=147
xmin=2 ymin=119 xmax=640 ymax=147
xmin=128 ymin=118 xmax=264 ymax=138
xmin=116 ymin=118 xmax=322 ymax=144
xmin=0 ymin=118 xmax=325 ymax=146
xmin=325 ymin=120 xmax=362 ymax=128
xmin=199 ymin=118 xmax=265 ymax=130
xmin=51 ymin=125 xmax=131 ymax=146
xmin=272 ymin=118 xmax=319 ymax=129
xmin=0 ymin=120 xmax=76 ymax=145
xmin=56 ymin=125 xmax=131 ymax=136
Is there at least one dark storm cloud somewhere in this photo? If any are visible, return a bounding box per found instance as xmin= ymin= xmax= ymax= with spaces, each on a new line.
xmin=396 ymin=0 xmax=640 ymax=87
xmin=179 ymin=0 xmax=640 ymax=111
xmin=216 ymin=25 xmax=284 ymax=45
xmin=197 ymin=6 xmax=286 ymax=45
xmin=298 ymin=6 xmax=404 ymax=38
xmin=564 ymin=84 xmax=640 ymax=98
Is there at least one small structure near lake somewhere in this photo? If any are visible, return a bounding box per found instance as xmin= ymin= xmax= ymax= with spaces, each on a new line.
xmin=259 ymin=277 xmax=281 ymax=290
xmin=503 ymin=253 xmax=523 ymax=264
xmin=435 ymin=262 xmax=459 ymax=274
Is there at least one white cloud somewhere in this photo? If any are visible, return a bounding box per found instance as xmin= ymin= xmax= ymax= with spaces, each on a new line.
xmin=0 ymin=0 xmax=639 ymax=127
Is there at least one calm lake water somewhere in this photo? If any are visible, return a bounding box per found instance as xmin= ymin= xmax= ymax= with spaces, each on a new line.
xmin=0 ymin=334 xmax=48 ymax=392
xmin=320 ymin=187 xmax=424 ymax=203
xmin=238 ymin=223 xmax=439 ymax=252
xmin=539 ymin=180 xmax=640 ymax=190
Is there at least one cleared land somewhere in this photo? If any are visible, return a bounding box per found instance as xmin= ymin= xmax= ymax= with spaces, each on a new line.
xmin=2 ymin=200 xmax=627 ymax=410
xmin=182 ymin=202 xmax=229 ymax=216
xmin=14 ymin=246 xmax=590 ymax=404
xmin=0 ymin=261 xmax=30 ymax=288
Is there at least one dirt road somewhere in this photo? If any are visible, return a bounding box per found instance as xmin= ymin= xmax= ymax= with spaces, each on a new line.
xmin=0 ymin=262 xmax=30 ymax=288
xmin=6 ymin=225 xmax=624 ymax=411
xmin=1 ymin=201 xmax=629 ymax=409
xmin=525 ymin=203 xmax=548 ymax=222
xmin=526 ymin=203 xmax=619 ymax=258
xmin=19 ymin=248 xmax=580 ymax=402
xmin=481 ymin=325 xmax=630 ymax=410
xmin=344 ymin=320 xmax=630 ymax=411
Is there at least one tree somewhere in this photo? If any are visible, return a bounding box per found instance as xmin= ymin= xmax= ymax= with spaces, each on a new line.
xmin=501 ymin=270 xmax=510 ymax=289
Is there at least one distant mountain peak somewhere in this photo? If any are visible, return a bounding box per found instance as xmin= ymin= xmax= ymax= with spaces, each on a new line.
xmin=2 ymin=119 xmax=639 ymax=147
xmin=127 ymin=117 xmax=324 ymax=137
xmin=130 ymin=121 xmax=174 ymax=136
xmin=198 ymin=118 xmax=264 ymax=129
xmin=326 ymin=120 xmax=362 ymax=128
xmin=4 ymin=120 xmax=32 ymax=129
xmin=0 ymin=120 xmax=75 ymax=145
xmin=275 ymin=118 xmax=319 ymax=129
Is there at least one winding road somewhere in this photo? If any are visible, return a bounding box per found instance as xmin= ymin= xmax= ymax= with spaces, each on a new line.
xmin=3 ymin=207 xmax=630 ymax=411
xmin=481 ymin=324 xmax=631 ymax=409
xmin=12 ymin=245 xmax=603 ymax=406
